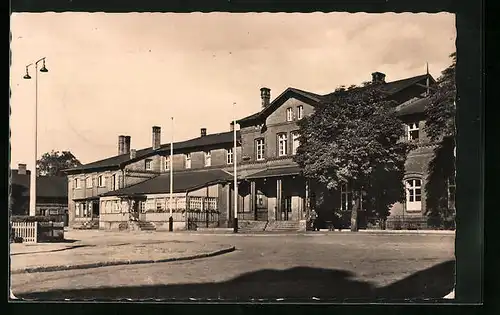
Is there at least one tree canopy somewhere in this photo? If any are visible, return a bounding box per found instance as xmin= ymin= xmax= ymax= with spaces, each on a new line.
xmin=424 ymin=52 xmax=457 ymax=227
xmin=425 ymin=52 xmax=456 ymax=142
xmin=294 ymin=84 xmax=414 ymax=231
xmin=37 ymin=150 xmax=82 ymax=176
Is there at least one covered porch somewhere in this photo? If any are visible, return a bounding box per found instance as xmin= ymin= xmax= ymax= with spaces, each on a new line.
xmin=72 ymin=197 xmax=100 ymax=229
xmin=237 ymin=166 xmax=310 ymax=222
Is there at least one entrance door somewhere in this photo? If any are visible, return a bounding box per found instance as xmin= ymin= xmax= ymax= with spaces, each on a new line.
xmin=255 ymin=191 xmax=268 ymax=221
xmin=282 ymin=196 xmax=292 ymax=221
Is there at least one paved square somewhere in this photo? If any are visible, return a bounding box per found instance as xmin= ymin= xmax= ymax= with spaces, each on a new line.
xmin=11 ymin=232 xmax=455 ymax=301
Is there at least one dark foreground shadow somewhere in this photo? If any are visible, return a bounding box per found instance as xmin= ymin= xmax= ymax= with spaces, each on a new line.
xmin=15 ymin=260 xmax=455 ymax=302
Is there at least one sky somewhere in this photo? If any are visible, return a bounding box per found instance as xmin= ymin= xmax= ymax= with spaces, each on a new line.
xmin=10 ymin=12 xmax=456 ymax=169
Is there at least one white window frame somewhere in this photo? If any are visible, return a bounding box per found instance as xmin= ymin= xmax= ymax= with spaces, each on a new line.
xmin=256 ymin=139 xmax=265 ymax=161
xmin=204 ymin=151 xmax=211 ymax=167
xmin=155 ymin=198 xmax=165 ymax=211
xmin=74 ymin=178 xmax=81 ymax=189
xmin=277 ymin=133 xmax=288 ymax=157
xmin=185 ymin=153 xmax=192 ymax=169
xmin=227 ymin=148 xmax=233 ymax=165
xmin=140 ymin=201 xmax=146 ymax=213
xmin=113 ymin=201 xmax=120 ymax=213
xmin=407 ymin=122 xmax=420 ymax=141
xmin=286 ymin=107 xmax=293 ymax=122
xmin=292 ymin=132 xmax=300 ymax=155
xmin=114 ymin=173 xmax=120 ymax=190
xmin=85 ymin=176 xmax=93 ymax=188
xmin=405 ymin=178 xmax=422 ymax=211
xmin=111 ymin=174 xmax=116 ymax=190
xmin=97 ymin=175 xmax=105 ymax=187
xmin=145 ymin=159 xmax=153 ymax=171
xmin=297 ymin=105 xmax=304 ymax=120
xmin=448 ymin=175 xmax=456 ymax=211
xmin=340 ymin=183 xmax=353 ymax=212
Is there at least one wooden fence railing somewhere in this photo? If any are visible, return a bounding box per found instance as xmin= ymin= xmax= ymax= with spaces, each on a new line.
xmin=11 ymin=222 xmax=38 ymax=243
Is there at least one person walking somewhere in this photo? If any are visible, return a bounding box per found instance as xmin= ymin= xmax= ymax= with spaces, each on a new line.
xmin=310 ymin=208 xmax=318 ymax=231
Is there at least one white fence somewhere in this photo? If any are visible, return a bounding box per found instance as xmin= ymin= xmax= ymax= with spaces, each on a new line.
xmin=11 ymin=222 xmax=38 ymax=243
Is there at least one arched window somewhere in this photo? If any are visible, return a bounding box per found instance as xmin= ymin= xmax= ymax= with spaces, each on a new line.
xmin=405 ymin=178 xmax=422 ymax=212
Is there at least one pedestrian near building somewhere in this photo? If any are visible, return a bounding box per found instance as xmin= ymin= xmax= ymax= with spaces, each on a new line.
xmin=309 ymin=208 xmax=319 ymax=231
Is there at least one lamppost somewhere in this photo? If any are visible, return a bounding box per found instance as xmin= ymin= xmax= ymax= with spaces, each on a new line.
xmin=233 ymin=102 xmax=238 ymax=233
xmin=23 ymin=57 xmax=48 ymax=217
xmin=169 ymin=116 xmax=174 ymax=232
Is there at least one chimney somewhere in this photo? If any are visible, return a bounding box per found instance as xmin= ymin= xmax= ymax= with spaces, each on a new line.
xmin=260 ymin=87 xmax=271 ymax=108
xmin=152 ymin=126 xmax=161 ymax=150
xmin=118 ymin=135 xmax=126 ymax=155
xmin=18 ymin=163 xmax=27 ymax=175
xmin=230 ymin=122 xmax=234 ymax=132
xmin=200 ymin=128 xmax=207 ymax=137
xmin=123 ymin=136 xmax=131 ymax=154
xmin=371 ymin=72 xmax=386 ymax=84
xmin=130 ymin=149 xmax=137 ymax=159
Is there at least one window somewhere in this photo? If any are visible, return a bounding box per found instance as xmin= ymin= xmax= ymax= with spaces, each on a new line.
xmin=76 ymin=202 xmax=91 ymax=218
xmin=113 ymin=201 xmax=120 ymax=213
xmin=74 ymin=178 xmax=81 ymax=189
xmin=85 ymin=176 xmax=93 ymax=188
xmin=407 ymin=122 xmax=420 ymax=141
xmin=97 ymin=175 xmax=105 ymax=187
xmin=286 ymin=107 xmax=293 ymax=122
xmin=448 ymin=175 xmax=456 ymax=211
xmin=204 ymin=151 xmax=211 ymax=167
xmin=297 ymin=105 xmax=304 ymax=120
xmin=277 ymin=133 xmax=288 ymax=156
xmin=292 ymin=132 xmax=300 ymax=155
xmin=185 ymin=153 xmax=192 ymax=169
xmin=406 ymin=179 xmax=422 ymax=211
xmin=340 ymin=183 xmax=353 ymax=212
xmin=145 ymin=159 xmax=153 ymax=170
xmin=140 ymin=201 xmax=146 ymax=213
xmin=115 ymin=174 xmax=120 ymax=190
xmin=156 ymin=198 xmax=164 ymax=211
xmin=227 ymin=148 xmax=234 ymax=164
xmin=165 ymin=156 xmax=171 ymax=171
xmin=255 ymin=139 xmax=265 ymax=161
xmin=111 ymin=174 xmax=117 ymax=190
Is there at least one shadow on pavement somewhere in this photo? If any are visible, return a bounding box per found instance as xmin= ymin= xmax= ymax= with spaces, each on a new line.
xmin=15 ymin=260 xmax=454 ymax=302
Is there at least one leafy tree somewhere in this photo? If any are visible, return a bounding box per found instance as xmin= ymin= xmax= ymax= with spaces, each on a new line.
xmin=294 ymin=85 xmax=414 ymax=231
xmin=424 ymin=52 xmax=457 ymax=227
xmin=37 ymin=150 xmax=82 ymax=176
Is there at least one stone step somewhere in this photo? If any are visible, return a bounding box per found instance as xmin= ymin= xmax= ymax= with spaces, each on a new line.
xmin=137 ymin=221 xmax=156 ymax=231
xmin=265 ymin=221 xmax=300 ymax=232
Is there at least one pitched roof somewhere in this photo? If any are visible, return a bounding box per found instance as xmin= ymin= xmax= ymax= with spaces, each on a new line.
xmin=36 ymin=176 xmax=69 ymax=198
xmin=65 ymin=130 xmax=241 ymax=173
xmin=238 ymin=74 xmax=434 ymax=124
xmin=101 ymin=168 xmax=233 ymax=196
xmin=395 ymin=97 xmax=430 ymax=116
xmin=11 ymin=169 xmax=68 ymax=198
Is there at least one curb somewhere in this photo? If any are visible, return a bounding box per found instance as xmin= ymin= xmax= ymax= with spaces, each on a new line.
xmin=11 ymin=246 xmax=235 ymax=274
xmin=160 ymin=231 xmax=455 ymax=237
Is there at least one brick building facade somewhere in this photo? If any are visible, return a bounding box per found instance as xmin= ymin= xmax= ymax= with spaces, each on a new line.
xmin=63 ymin=71 xmax=446 ymax=231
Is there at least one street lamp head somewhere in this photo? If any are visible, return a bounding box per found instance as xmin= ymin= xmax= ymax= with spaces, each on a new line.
xmin=23 ymin=67 xmax=31 ymax=80
xmin=39 ymin=59 xmax=48 ymax=73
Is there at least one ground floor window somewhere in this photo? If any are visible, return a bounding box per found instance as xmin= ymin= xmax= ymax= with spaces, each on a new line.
xmin=75 ymin=202 xmax=92 ymax=218
xmin=340 ymin=183 xmax=353 ymax=212
xmin=448 ymin=175 xmax=456 ymax=212
xmin=405 ymin=178 xmax=422 ymax=212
